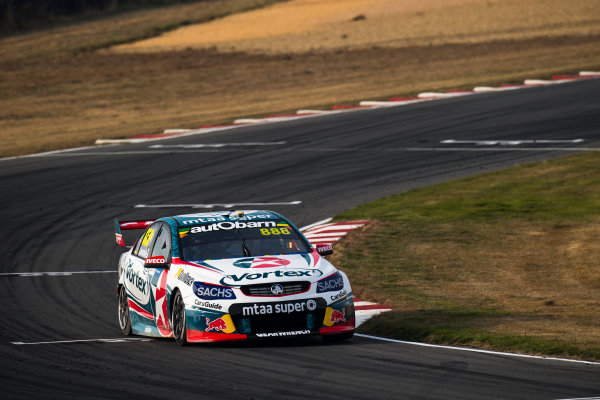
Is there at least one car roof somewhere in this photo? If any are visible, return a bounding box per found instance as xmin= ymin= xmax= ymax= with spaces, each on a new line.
xmin=164 ymin=210 xmax=285 ymax=227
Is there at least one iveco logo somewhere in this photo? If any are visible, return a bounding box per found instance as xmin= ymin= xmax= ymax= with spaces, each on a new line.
xmin=271 ymin=284 xmax=284 ymax=295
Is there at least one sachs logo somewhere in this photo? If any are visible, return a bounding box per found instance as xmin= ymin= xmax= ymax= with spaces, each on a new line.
xmin=233 ymin=257 xmax=291 ymax=269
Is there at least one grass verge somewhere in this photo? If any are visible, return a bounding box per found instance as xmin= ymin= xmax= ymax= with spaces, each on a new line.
xmin=332 ymin=152 xmax=600 ymax=361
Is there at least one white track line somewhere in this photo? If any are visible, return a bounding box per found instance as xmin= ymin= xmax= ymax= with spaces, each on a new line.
xmin=354 ymin=334 xmax=600 ymax=366
xmin=1 ymin=145 xmax=103 ymax=161
xmin=36 ymin=145 xmax=600 ymax=157
xmin=555 ymin=398 xmax=600 ymax=400
xmin=149 ymin=141 xmax=286 ymax=148
xmin=135 ymin=201 xmax=302 ymax=209
xmin=0 ymin=270 xmax=115 ymax=277
xmin=441 ymin=139 xmax=585 ymax=146
xmin=11 ymin=338 xmax=153 ymax=345
xmin=403 ymin=147 xmax=600 ymax=152
xmin=299 ymin=218 xmax=333 ymax=232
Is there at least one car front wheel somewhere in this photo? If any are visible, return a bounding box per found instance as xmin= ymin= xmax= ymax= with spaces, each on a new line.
xmin=171 ymin=291 xmax=187 ymax=346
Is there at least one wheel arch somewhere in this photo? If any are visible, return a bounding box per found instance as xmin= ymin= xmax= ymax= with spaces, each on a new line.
xmin=169 ymin=286 xmax=182 ymax=323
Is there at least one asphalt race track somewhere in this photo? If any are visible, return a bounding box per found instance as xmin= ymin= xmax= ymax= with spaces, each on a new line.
xmin=1 ymin=79 xmax=600 ymax=399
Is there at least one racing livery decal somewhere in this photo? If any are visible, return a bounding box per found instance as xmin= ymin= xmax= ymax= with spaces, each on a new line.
xmin=154 ymin=269 xmax=172 ymax=337
xmin=219 ymin=269 xmax=323 ymax=286
xmin=116 ymin=210 xmax=356 ymax=344
xmin=324 ymin=307 xmax=346 ymax=326
xmin=124 ymin=264 xmax=150 ymax=305
xmin=233 ymin=257 xmax=291 ymax=269
xmin=205 ymin=314 xmax=236 ymax=333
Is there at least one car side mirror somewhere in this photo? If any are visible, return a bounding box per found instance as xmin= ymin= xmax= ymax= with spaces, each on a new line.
xmin=316 ymin=244 xmax=333 ymax=256
xmin=144 ymin=256 xmax=169 ymax=269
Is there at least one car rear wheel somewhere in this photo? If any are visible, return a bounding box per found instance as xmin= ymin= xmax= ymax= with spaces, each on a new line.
xmin=118 ymin=285 xmax=132 ymax=336
xmin=171 ymin=291 xmax=187 ymax=346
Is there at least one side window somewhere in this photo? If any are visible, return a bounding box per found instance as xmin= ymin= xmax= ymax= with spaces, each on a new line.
xmin=132 ymin=237 xmax=143 ymax=257
xmin=136 ymin=224 xmax=158 ymax=259
xmin=150 ymin=223 xmax=172 ymax=261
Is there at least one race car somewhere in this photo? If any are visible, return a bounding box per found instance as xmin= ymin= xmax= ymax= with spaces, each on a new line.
xmin=115 ymin=210 xmax=355 ymax=345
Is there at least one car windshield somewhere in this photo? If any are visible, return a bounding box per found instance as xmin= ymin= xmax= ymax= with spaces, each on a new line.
xmin=179 ymin=219 xmax=311 ymax=261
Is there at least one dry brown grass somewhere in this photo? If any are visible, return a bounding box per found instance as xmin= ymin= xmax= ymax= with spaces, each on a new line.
xmin=356 ymin=219 xmax=600 ymax=349
xmin=0 ymin=0 xmax=599 ymax=157
xmin=332 ymin=153 xmax=600 ymax=355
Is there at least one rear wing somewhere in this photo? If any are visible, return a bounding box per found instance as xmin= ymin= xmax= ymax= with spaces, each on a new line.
xmin=115 ymin=219 xmax=154 ymax=247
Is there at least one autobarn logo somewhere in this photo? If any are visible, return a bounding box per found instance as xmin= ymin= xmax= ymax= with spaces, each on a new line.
xmin=231 ymin=298 xmax=325 ymax=317
xmin=219 ymin=269 xmax=323 ymax=286
xmin=190 ymin=220 xmax=276 ymax=233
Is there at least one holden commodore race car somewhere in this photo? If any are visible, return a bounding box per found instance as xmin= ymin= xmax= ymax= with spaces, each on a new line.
xmin=115 ymin=210 xmax=355 ymax=345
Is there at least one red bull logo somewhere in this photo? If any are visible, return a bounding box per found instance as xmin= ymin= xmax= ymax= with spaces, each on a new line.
xmin=203 ymin=314 xmax=236 ymax=333
xmin=323 ymin=307 xmax=347 ymax=327
xmin=205 ymin=317 xmax=227 ymax=332
xmin=330 ymin=309 xmax=346 ymax=324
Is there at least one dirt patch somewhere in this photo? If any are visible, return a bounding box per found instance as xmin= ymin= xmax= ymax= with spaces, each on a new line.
xmin=113 ymin=0 xmax=600 ymax=53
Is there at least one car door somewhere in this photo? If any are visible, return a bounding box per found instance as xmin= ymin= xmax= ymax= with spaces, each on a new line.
xmin=124 ymin=223 xmax=159 ymax=321
xmin=146 ymin=222 xmax=173 ymax=336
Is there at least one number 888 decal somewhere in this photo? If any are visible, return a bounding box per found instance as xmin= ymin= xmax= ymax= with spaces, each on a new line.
xmin=260 ymin=227 xmax=291 ymax=236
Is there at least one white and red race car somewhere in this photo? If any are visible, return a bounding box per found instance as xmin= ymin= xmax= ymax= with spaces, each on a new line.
xmin=115 ymin=210 xmax=355 ymax=345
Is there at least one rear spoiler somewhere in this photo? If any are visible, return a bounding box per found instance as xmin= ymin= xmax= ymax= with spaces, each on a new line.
xmin=115 ymin=219 xmax=154 ymax=247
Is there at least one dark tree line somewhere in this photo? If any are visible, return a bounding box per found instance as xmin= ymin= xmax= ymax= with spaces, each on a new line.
xmin=0 ymin=0 xmax=199 ymax=34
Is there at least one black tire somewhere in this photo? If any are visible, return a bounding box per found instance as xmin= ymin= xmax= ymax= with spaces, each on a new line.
xmin=171 ymin=291 xmax=187 ymax=346
xmin=322 ymin=331 xmax=354 ymax=343
xmin=118 ymin=285 xmax=132 ymax=336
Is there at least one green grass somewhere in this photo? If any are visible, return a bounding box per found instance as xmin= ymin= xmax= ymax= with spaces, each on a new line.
xmin=334 ymin=152 xmax=600 ymax=361
xmin=338 ymin=155 xmax=600 ymax=223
